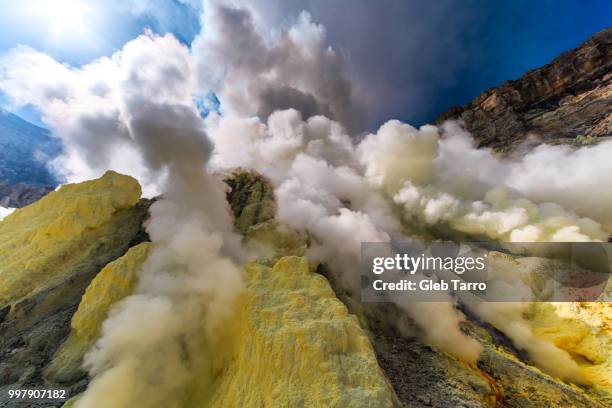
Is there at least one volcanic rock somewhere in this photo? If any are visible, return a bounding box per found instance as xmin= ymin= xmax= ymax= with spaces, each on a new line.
xmin=437 ymin=28 xmax=612 ymax=151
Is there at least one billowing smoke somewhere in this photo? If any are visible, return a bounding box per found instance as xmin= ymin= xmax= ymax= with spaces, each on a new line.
xmin=206 ymin=109 xmax=483 ymax=363
xmin=2 ymin=32 xmax=245 ymax=407
xmin=477 ymin=301 xmax=585 ymax=383
xmin=436 ymin=123 xmax=612 ymax=233
xmin=359 ymin=120 xmax=608 ymax=243
xmin=75 ymin=35 xmax=245 ymax=407
xmin=207 ymin=107 xmax=611 ymax=375
xmin=192 ymin=0 xmax=367 ymax=134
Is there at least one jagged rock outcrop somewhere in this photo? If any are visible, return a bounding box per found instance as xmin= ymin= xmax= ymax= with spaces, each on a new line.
xmin=226 ymin=170 xmax=308 ymax=259
xmin=225 ymin=170 xmax=276 ymax=234
xmin=437 ymin=28 xmax=612 ymax=150
xmin=0 ymin=171 xmax=151 ymax=407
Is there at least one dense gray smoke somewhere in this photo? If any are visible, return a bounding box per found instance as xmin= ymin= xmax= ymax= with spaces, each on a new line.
xmin=232 ymin=0 xmax=481 ymax=127
xmin=192 ymin=0 xmax=367 ymax=133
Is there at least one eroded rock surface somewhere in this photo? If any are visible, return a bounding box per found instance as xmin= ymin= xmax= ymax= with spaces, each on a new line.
xmin=437 ymin=28 xmax=611 ymax=151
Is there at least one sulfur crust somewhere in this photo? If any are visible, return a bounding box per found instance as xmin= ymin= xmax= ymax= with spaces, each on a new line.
xmin=45 ymin=242 xmax=152 ymax=382
xmin=0 ymin=170 xmax=141 ymax=307
xmin=489 ymin=252 xmax=612 ymax=394
xmin=528 ymin=302 xmax=612 ymax=393
xmin=71 ymin=242 xmax=152 ymax=342
xmin=3 ymin=170 xmax=394 ymax=406
xmin=206 ymin=256 xmax=396 ymax=408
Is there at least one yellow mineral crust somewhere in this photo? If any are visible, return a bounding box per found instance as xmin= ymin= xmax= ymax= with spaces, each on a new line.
xmin=0 ymin=170 xmax=141 ymax=306
xmin=71 ymin=242 xmax=151 ymax=342
xmin=528 ymin=302 xmax=612 ymax=393
xmin=45 ymin=243 xmax=152 ymax=383
xmin=206 ymin=256 xmax=396 ymax=408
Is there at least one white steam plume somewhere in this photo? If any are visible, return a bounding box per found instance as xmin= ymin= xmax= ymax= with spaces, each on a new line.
xmin=207 ymin=109 xmax=483 ymax=363
xmin=359 ymin=120 xmax=608 ymax=242
xmin=207 ymin=106 xmax=612 ymax=376
xmin=2 ymin=32 xmax=245 ymax=407
xmin=76 ymin=34 xmax=245 ymax=407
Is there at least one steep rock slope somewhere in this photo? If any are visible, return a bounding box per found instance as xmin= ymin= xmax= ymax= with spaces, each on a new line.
xmin=207 ymin=256 xmax=397 ymax=407
xmin=437 ymin=28 xmax=611 ymax=150
xmin=0 ymin=171 xmax=151 ymax=407
xmin=225 ymin=170 xmax=276 ymax=234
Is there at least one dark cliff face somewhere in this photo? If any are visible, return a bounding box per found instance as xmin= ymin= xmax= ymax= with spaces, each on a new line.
xmin=437 ymin=28 xmax=612 ymax=150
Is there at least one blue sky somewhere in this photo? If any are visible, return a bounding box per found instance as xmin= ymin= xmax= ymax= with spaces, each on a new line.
xmin=0 ymin=0 xmax=610 ymax=128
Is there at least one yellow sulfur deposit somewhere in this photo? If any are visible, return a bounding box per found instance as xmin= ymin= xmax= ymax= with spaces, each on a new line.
xmin=206 ymin=256 xmax=396 ymax=408
xmin=71 ymin=242 xmax=151 ymax=343
xmin=46 ymin=243 xmax=151 ymax=383
xmin=0 ymin=171 xmax=142 ymax=307
xmin=527 ymin=302 xmax=612 ymax=393
xmin=68 ymin=254 xmax=396 ymax=407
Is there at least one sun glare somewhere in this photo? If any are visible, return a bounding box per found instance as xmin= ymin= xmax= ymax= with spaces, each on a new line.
xmin=30 ymin=0 xmax=90 ymax=38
